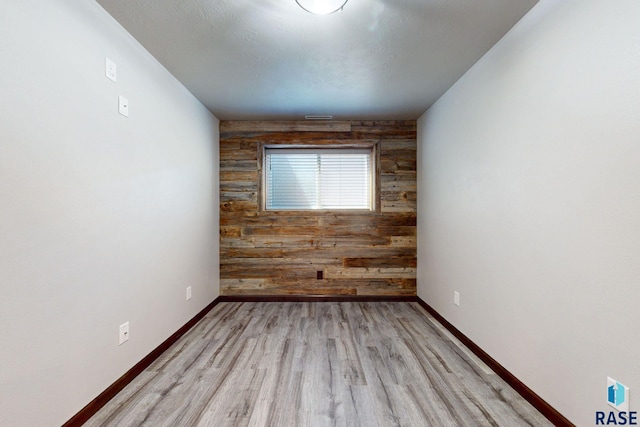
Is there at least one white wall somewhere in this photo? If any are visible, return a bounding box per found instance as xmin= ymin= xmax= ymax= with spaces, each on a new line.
xmin=0 ymin=1 xmax=219 ymax=425
xmin=417 ymin=0 xmax=640 ymax=425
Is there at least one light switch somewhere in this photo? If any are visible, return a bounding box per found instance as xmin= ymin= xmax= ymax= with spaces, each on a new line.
xmin=118 ymin=95 xmax=129 ymax=117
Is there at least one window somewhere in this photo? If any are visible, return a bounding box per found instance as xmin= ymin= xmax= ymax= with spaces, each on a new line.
xmin=264 ymin=147 xmax=374 ymax=210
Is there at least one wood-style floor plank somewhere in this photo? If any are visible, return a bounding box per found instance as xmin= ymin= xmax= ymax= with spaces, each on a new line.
xmin=85 ymin=302 xmax=551 ymax=427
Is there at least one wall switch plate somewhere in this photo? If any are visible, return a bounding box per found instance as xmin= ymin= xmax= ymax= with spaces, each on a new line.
xmin=119 ymin=322 xmax=129 ymax=345
xmin=105 ymin=57 xmax=117 ymax=82
xmin=186 ymin=286 xmax=192 ymax=301
xmin=454 ymin=291 xmax=460 ymax=307
xmin=118 ymin=95 xmax=129 ymax=117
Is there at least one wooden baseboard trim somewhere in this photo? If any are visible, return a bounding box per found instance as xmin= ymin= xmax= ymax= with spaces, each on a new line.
xmin=415 ymin=297 xmax=573 ymax=427
xmin=62 ymin=297 xmax=222 ymax=427
xmin=217 ymin=295 xmax=418 ymax=303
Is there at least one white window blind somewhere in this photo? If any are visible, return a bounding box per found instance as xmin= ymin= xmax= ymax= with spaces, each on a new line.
xmin=265 ymin=148 xmax=373 ymax=210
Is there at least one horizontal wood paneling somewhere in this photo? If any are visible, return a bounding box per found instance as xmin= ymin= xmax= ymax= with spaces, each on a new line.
xmin=220 ymin=120 xmax=417 ymax=296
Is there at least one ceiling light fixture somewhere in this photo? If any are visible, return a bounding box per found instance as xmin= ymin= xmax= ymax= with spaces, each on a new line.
xmin=296 ymin=0 xmax=348 ymax=15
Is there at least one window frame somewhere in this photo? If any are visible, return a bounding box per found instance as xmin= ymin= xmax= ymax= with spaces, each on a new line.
xmin=259 ymin=142 xmax=380 ymax=214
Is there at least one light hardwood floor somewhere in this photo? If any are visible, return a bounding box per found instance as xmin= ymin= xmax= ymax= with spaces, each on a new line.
xmin=86 ymin=302 xmax=551 ymax=427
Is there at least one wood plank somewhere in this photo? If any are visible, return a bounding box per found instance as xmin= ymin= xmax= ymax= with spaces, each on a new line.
xmin=220 ymin=227 xmax=242 ymax=238
xmin=379 ymin=147 xmax=417 ymax=159
xmin=343 ymin=257 xmax=416 ymax=268
xmin=220 ymin=267 xmax=318 ymax=280
xmin=221 ymin=257 xmax=340 ymax=266
xmin=390 ymin=236 xmax=417 ymax=248
xmin=219 ymin=159 xmax=258 ymax=172
xmin=220 ymin=201 xmax=258 ymax=212
xmin=378 ymin=140 xmax=417 ymax=150
xmin=218 ymin=148 xmax=258 ymax=161
xmin=380 ymin=158 xmax=416 ymax=173
xmin=219 ymin=280 xmax=418 ymax=296
xmin=381 ymin=200 xmax=417 ymax=213
xmin=381 ymin=191 xmax=417 ymax=202
xmin=324 ymin=267 xmax=417 ymax=279
xmin=240 ymin=225 xmax=415 ymax=237
xmin=220 ymin=214 xmax=319 ymax=227
xmin=219 ymin=171 xmax=259 ymax=182
xmin=221 ymin=247 xmax=416 ymax=261
xmin=220 ymin=192 xmax=257 ymax=203
xmin=381 ymin=176 xmax=417 ymax=193
xmin=219 ymin=140 xmax=259 ymax=151
xmin=221 ymin=236 xmax=391 ymax=248
xmin=317 ymin=213 xmax=416 ymax=227
xmin=219 ymin=181 xmax=258 ymax=192
xmin=220 ymin=121 xmax=352 ymax=133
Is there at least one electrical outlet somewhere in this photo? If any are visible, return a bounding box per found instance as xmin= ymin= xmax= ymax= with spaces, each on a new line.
xmin=119 ymin=322 xmax=129 ymax=345
xmin=105 ymin=57 xmax=117 ymax=82
xmin=118 ymin=95 xmax=129 ymax=117
xmin=186 ymin=286 xmax=192 ymax=301
xmin=453 ymin=291 xmax=460 ymax=307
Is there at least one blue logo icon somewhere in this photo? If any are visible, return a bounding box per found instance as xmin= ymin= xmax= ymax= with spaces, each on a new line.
xmin=610 ymin=381 xmax=626 ymax=407
xmin=608 ymin=377 xmax=630 ymax=412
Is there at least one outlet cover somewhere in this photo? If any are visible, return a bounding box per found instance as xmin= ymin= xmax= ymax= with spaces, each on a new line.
xmin=105 ymin=57 xmax=117 ymax=82
xmin=186 ymin=286 xmax=192 ymax=301
xmin=118 ymin=95 xmax=129 ymax=117
xmin=454 ymin=291 xmax=460 ymax=307
xmin=119 ymin=322 xmax=129 ymax=345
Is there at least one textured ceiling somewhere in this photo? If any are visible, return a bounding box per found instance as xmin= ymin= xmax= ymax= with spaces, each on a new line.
xmin=96 ymin=0 xmax=538 ymax=120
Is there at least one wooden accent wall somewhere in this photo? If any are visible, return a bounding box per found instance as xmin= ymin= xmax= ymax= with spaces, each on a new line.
xmin=220 ymin=120 xmax=417 ymax=296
